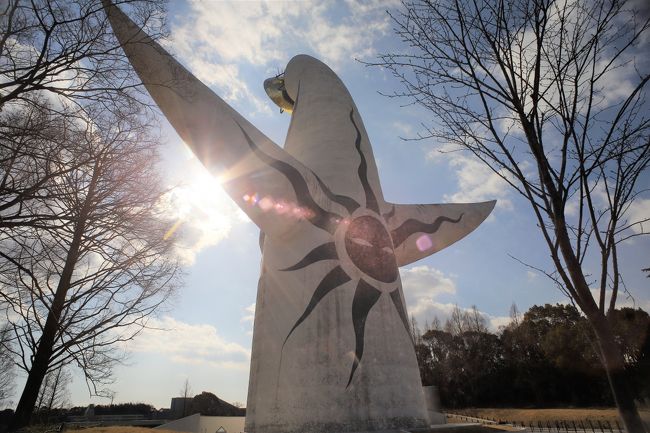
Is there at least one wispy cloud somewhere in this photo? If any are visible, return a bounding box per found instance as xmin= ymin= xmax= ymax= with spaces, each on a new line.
xmin=401 ymin=265 xmax=510 ymax=331
xmin=240 ymin=303 xmax=256 ymax=336
xmin=427 ymin=146 xmax=513 ymax=211
xmin=400 ymin=265 xmax=458 ymax=325
xmin=625 ymin=198 xmax=650 ymax=236
xmin=166 ymin=0 xmax=397 ymax=114
xmin=125 ymin=316 xmax=250 ymax=370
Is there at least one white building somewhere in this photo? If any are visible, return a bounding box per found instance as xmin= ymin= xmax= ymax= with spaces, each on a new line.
xmin=156 ymin=414 xmax=244 ymax=433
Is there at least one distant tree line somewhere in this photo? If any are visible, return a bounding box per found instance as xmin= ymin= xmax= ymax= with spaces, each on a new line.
xmin=70 ymin=402 xmax=158 ymax=416
xmin=413 ymin=304 xmax=650 ymax=408
xmin=10 ymin=402 xmax=165 ymax=426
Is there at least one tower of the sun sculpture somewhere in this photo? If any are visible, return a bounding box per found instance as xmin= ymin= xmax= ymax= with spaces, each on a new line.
xmin=104 ymin=3 xmax=495 ymax=432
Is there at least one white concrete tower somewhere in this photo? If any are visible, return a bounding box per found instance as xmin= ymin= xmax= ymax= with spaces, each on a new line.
xmin=103 ymin=4 xmax=495 ymax=432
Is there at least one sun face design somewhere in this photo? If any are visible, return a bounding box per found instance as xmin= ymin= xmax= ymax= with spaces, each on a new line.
xmin=235 ymin=108 xmax=461 ymax=388
xmin=343 ymin=215 xmax=398 ymax=283
xmin=280 ymin=205 xmax=409 ymax=388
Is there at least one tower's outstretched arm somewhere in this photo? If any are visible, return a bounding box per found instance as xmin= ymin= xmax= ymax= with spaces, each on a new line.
xmin=384 ymin=201 xmax=496 ymax=266
xmin=103 ymin=1 xmax=332 ymax=238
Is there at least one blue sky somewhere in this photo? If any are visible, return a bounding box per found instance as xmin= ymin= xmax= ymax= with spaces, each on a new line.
xmin=44 ymin=0 xmax=650 ymax=409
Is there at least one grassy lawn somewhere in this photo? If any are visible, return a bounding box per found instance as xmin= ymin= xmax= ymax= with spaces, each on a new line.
xmin=9 ymin=427 xmax=187 ymax=433
xmin=449 ymin=408 xmax=650 ymax=426
xmin=73 ymin=428 xmax=185 ymax=433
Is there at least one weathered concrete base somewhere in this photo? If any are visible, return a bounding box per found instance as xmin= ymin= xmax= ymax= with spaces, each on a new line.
xmin=245 ymin=415 xmax=428 ymax=433
xmin=422 ymin=386 xmax=445 ymax=426
xmin=427 ymin=412 xmax=447 ymax=425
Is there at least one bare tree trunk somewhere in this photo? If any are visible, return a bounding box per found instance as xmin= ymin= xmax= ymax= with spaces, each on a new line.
xmin=8 ymin=226 xmax=83 ymax=430
xmin=47 ymin=368 xmax=62 ymax=411
xmin=9 ymin=164 xmax=97 ymax=431
xmin=555 ymin=215 xmax=646 ymax=433
xmin=591 ymin=313 xmax=646 ymax=433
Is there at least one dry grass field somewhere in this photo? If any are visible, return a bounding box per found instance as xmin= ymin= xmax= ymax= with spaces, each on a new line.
xmin=450 ymin=408 xmax=650 ymax=426
xmin=72 ymin=428 xmax=185 ymax=433
xmin=10 ymin=427 xmax=187 ymax=433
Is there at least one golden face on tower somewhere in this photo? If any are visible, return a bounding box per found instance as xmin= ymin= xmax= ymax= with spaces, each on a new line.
xmin=263 ymin=75 xmax=294 ymax=113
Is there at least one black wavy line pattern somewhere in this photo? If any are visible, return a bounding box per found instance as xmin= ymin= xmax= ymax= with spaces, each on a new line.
xmin=313 ymin=172 xmax=360 ymax=214
xmin=391 ymin=214 xmax=464 ymax=248
xmin=389 ymin=288 xmax=411 ymax=340
xmin=383 ymin=204 xmax=396 ymax=222
xmin=283 ymin=265 xmax=351 ymax=348
xmin=280 ymin=242 xmax=338 ymax=271
xmin=347 ymin=279 xmax=382 ymax=388
xmin=349 ymin=109 xmax=379 ymax=213
xmin=236 ymin=124 xmax=342 ymax=234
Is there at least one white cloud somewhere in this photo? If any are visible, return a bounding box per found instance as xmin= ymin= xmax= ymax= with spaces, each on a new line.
xmin=589 ymin=287 xmax=650 ymax=313
xmin=126 ymin=316 xmax=250 ymax=370
xmin=166 ymin=0 xmax=396 ymax=113
xmin=488 ymin=315 xmax=512 ymax=330
xmin=401 ymin=265 xmax=512 ymax=331
xmin=401 ymin=265 xmax=457 ymax=324
xmin=427 ymin=147 xmax=513 ymax=210
xmin=626 ymin=198 xmax=650 ymax=235
xmin=240 ymin=303 xmax=256 ymax=336
xmin=391 ymin=121 xmax=414 ymax=137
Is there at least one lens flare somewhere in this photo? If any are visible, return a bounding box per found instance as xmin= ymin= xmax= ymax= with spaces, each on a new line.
xmin=416 ymin=234 xmax=433 ymax=252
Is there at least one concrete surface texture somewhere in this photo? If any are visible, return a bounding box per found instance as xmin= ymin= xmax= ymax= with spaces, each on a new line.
xmin=104 ymin=3 xmax=495 ymax=432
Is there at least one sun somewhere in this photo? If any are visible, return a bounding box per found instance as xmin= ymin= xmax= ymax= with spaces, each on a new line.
xmin=164 ymin=160 xmax=244 ymax=260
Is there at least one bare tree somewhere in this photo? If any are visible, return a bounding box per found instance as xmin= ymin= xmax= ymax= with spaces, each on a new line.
xmin=443 ymin=305 xmax=465 ymax=335
xmin=0 ymin=0 xmax=166 ymax=110
xmin=0 ymin=101 xmax=181 ymax=430
xmin=465 ymin=305 xmax=488 ymax=333
xmin=0 ymin=1 xmax=179 ymax=430
xmin=179 ymin=378 xmax=193 ymax=418
xmin=0 ymin=322 xmax=15 ymax=406
xmin=509 ymin=303 xmax=522 ymax=328
xmin=409 ymin=315 xmax=422 ymax=342
xmin=35 ymin=366 xmax=72 ymax=412
xmin=0 ymin=99 xmax=93 ymax=233
xmin=374 ymin=0 xmax=649 ymax=430
xmin=443 ymin=305 xmax=488 ymax=335
xmin=0 ymin=0 xmax=167 ymax=232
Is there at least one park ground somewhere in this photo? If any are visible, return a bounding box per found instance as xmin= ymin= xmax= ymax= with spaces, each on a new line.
xmin=450 ymin=408 xmax=650 ymax=425
xmin=15 ymin=408 xmax=650 ymax=433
